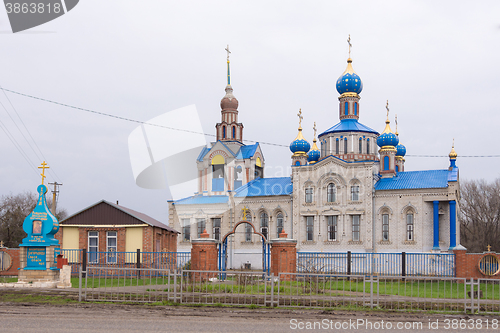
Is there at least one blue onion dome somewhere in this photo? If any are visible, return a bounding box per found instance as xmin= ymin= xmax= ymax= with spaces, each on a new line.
xmin=377 ymin=119 xmax=399 ymax=148
xmin=290 ymin=126 xmax=310 ymax=154
xmin=396 ymin=143 xmax=406 ymax=157
xmin=308 ymin=139 xmax=320 ymax=163
xmin=336 ymin=58 xmax=363 ymax=95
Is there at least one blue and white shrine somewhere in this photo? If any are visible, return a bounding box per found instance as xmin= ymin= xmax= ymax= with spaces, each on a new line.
xmin=18 ymin=162 xmax=61 ymax=284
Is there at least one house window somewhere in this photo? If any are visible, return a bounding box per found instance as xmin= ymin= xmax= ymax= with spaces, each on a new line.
xmin=352 ymin=215 xmax=360 ymax=241
xmin=260 ymin=212 xmax=268 ymax=240
xmin=327 ymin=183 xmax=336 ymax=202
xmin=335 ymin=139 xmax=339 ymax=154
xmin=327 ymin=216 xmax=337 ymax=241
xmin=359 ymin=138 xmax=362 ymax=154
xmin=106 ymin=231 xmax=117 ymax=264
xmin=344 ymin=138 xmax=348 ymax=153
xmin=197 ymin=218 xmax=206 ymax=238
xmin=406 ymin=213 xmax=414 ymax=241
xmin=366 ymin=139 xmax=370 ymax=154
xmin=351 ymin=185 xmax=359 ymax=201
xmin=305 ymin=187 xmax=313 ymax=203
xmin=382 ymin=214 xmax=389 ymax=241
xmin=88 ymin=231 xmax=98 ymax=263
xmin=277 ymin=213 xmax=284 ymax=236
xmin=212 ymin=218 xmax=221 ymax=241
xmin=306 ymin=216 xmax=314 ymax=241
xmin=182 ymin=219 xmax=190 ymax=241
xmin=245 ymin=213 xmax=252 ymax=242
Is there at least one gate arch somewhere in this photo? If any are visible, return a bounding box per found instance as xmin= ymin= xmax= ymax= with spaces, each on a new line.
xmin=219 ymin=220 xmax=270 ymax=275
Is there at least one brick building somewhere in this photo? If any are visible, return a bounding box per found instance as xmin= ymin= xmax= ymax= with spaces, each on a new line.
xmin=56 ymin=200 xmax=179 ymax=256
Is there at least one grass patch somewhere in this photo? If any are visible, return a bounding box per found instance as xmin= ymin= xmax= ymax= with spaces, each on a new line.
xmin=0 ymin=292 xmax=78 ymax=304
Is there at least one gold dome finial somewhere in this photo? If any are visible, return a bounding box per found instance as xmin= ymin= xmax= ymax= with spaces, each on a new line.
xmin=449 ymin=138 xmax=457 ymax=160
xmin=381 ymin=100 xmax=394 ymax=134
xmin=294 ymin=108 xmax=306 ymax=141
xmin=311 ymin=122 xmax=319 ymax=148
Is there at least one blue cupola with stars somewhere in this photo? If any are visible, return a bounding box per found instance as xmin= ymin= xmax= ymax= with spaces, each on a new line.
xmin=396 ymin=143 xmax=406 ymax=157
xmin=336 ymin=58 xmax=363 ymax=95
xmin=376 ymin=111 xmax=399 ymax=149
xmin=307 ymin=122 xmax=320 ymax=164
xmin=290 ymin=109 xmax=310 ymax=166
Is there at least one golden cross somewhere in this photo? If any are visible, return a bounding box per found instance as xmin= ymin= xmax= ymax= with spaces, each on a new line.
xmin=395 ymin=114 xmax=398 ymax=135
xmin=488 ymin=244 xmax=492 ymax=252
xmin=225 ymin=44 xmax=231 ymax=61
xmin=297 ymin=109 xmax=303 ymax=127
xmin=385 ymin=100 xmax=390 ymax=120
xmin=241 ymin=206 xmax=250 ymax=220
xmin=347 ymin=34 xmax=352 ymax=58
xmin=313 ymin=122 xmax=317 ymax=138
xmin=38 ymin=161 xmax=50 ymax=185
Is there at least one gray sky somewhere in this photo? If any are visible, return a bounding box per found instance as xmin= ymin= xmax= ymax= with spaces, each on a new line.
xmin=0 ymin=1 xmax=499 ymax=225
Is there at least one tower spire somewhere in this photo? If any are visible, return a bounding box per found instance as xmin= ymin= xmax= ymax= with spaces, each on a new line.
xmin=225 ymin=45 xmax=231 ymax=85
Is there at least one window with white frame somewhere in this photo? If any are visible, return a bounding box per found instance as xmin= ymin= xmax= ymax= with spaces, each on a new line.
xmin=382 ymin=214 xmax=389 ymax=241
xmin=182 ymin=219 xmax=190 ymax=241
xmin=306 ymin=216 xmax=314 ymax=241
xmin=351 ymin=185 xmax=360 ymax=201
xmin=352 ymin=215 xmax=360 ymax=241
xmin=245 ymin=213 xmax=252 ymax=242
xmin=327 ymin=216 xmax=337 ymax=241
xmin=305 ymin=187 xmax=313 ymax=203
xmin=327 ymin=183 xmax=336 ymax=202
xmin=277 ymin=213 xmax=284 ymax=236
xmin=212 ymin=218 xmax=221 ymax=241
xmin=406 ymin=213 xmax=414 ymax=241
xmin=106 ymin=231 xmax=117 ymax=264
xmin=260 ymin=212 xmax=268 ymax=240
xmin=88 ymin=231 xmax=98 ymax=263
xmin=196 ymin=218 xmax=206 ymax=238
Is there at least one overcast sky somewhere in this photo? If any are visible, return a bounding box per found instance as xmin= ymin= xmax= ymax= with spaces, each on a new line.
xmin=0 ymin=1 xmax=499 ymax=225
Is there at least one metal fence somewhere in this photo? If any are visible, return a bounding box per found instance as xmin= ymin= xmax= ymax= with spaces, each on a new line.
xmin=78 ymin=267 xmax=500 ymax=314
xmin=297 ymin=252 xmax=455 ymax=277
xmin=62 ymin=250 xmax=190 ymax=275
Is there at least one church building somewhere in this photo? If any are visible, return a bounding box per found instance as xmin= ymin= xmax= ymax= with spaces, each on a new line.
xmin=169 ymin=43 xmax=460 ymax=270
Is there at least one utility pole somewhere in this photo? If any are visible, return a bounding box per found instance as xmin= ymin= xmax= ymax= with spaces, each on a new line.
xmin=48 ymin=182 xmax=63 ymax=216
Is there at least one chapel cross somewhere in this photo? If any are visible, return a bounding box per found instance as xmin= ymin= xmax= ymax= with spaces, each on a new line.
xmin=225 ymin=45 xmax=231 ymax=61
xmin=386 ymin=100 xmax=390 ymax=120
xmin=347 ymin=34 xmax=352 ymax=58
xmin=313 ymin=122 xmax=317 ymax=138
xmin=395 ymin=114 xmax=398 ymax=135
xmin=488 ymin=244 xmax=492 ymax=252
xmin=242 ymin=206 xmax=250 ymax=220
xmin=38 ymin=161 xmax=50 ymax=185
xmin=297 ymin=108 xmax=303 ymax=127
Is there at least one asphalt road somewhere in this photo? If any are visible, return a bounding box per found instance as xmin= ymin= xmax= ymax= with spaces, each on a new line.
xmin=1 ymin=302 xmax=500 ymax=333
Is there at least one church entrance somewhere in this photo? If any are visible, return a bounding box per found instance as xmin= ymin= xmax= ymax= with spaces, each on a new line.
xmin=219 ymin=220 xmax=270 ymax=276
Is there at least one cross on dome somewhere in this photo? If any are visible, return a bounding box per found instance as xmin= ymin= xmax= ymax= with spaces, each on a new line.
xmin=38 ymin=161 xmax=50 ymax=185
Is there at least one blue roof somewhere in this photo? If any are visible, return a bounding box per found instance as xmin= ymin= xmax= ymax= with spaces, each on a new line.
xmin=174 ymin=195 xmax=229 ymax=205
xmin=375 ymin=170 xmax=454 ymax=191
xmin=197 ymin=147 xmax=210 ymax=162
xmin=319 ymin=119 xmax=379 ymax=137
xmin=236 ymin=143 xmax=259 ymax=159
xmin=235 ymin=177 xmax=292 ymax=197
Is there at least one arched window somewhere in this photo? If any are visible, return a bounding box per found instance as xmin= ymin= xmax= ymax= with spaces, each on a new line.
xmin=222 ymin=126 xmax=226 ymax=139
xmin=344 ymin=138 xmax=348 ymax=154
xmin=366 ymin=139 xmax=370 ymax=154
xmin=395 ymin=165 xmax=399 ymax=172
xmin=335 ymin=138 xmax=339 ymax=154
xmin=260 ymin=212 xmax=269 ymax=240
xmin=305 ymin=187 xmax=313 ymax=203
xmin=359 ymin=138 xmax=363 ymax=154
xmin=232 ymin=126 xmax=236 ymax=139
xmin=276 ymin=213 xmax=284 ymax=236
xmin=351 ymin=185 xmax=359 ymax=201
xmin=382 ymin=214 xmax=389 ymax=241
xmin=344 ymin=102 xmax=348 ymax=115
xmin=295 ymin=161 xmax=301 ymax=166
xmin=245 ymin=213 xmax=252 ymax=242
xmin=406 ymin=213 xmax=414 ymax=241
xmin=383 ymin=156 xmax=389 ymax=171
xmin=327 ymin=183 xmax=336 ymax=202
xmin=354 ymin=102 xmax=358 ymax=116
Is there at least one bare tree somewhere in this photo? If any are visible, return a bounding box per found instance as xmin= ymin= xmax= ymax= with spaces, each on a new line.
xmin=0 ymin=192 xmax=67 ymax=248
xmin=460 ymin=179 xmax=500 ymax=253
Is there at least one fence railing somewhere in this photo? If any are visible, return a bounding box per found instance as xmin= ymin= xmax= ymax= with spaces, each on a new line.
xmin=297 ymin=252 xmax=455 ymax=277
xmin=61 ymin=250 xmax=190 ymax=275
xmin=79 ymin=267 xmax=500 ymax=314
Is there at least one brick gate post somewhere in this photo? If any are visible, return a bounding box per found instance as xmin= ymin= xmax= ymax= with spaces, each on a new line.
xmin=270 ymin=229 xmax=297 ymax=280
xmin=190 ymin=229 xmax=218 ymax=280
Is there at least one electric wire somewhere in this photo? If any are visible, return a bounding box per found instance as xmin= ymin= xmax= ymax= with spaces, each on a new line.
xmin=1 ymin=87 xmax=499 ymax=158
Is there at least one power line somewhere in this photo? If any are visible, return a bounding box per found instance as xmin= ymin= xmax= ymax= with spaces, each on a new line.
xmin=2 ymin=87 xmax=500 ymax=158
